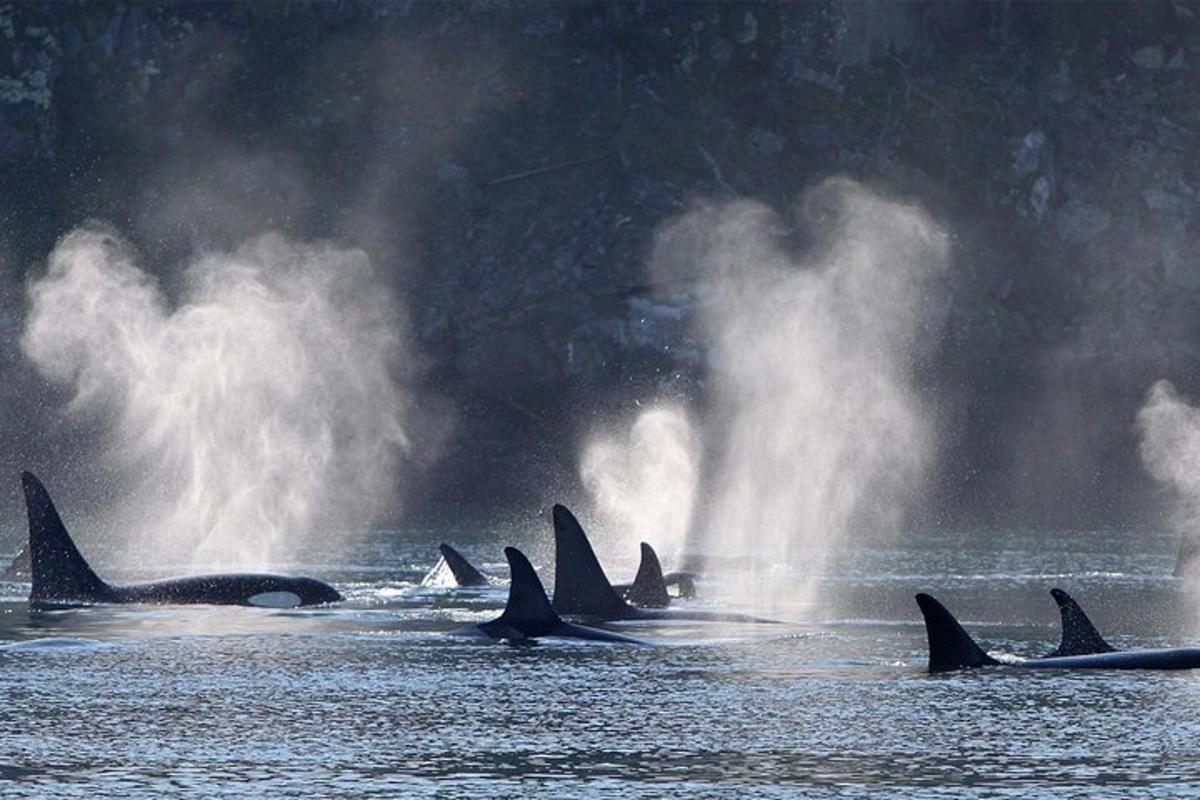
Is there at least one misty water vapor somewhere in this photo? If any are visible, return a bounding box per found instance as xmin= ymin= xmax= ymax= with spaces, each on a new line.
xmin=1137 ymin=380 xmax=1200 ymax=581
xmin=580 ymin=405 xmax=699 ymax=568
xmin=649 ymin=178 xmax=950 ymax=610
xmin=22 ymin=227 xmax=412 ymax=570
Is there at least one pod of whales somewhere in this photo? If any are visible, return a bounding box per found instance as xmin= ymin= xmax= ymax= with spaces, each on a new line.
xmin=916 ymin=589 xmax=1200 ymax=672
xmin=436 ymin=534 xmax=692 ymax=608
xmin=464 ymin=547 xmax=646 ymax=644
xmin=551 ymin=504 xmax=776 ymax=625
xmin=21 ymin=471 xmax=342 ymax=608
xmin=23 ymin=463 xmax=1195 ymax=662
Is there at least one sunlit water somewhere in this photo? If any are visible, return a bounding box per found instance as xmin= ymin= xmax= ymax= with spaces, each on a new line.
xmin=2 ymin=526 xmax=1199 ymax=798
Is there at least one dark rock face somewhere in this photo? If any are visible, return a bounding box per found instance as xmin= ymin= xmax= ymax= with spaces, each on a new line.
xmin=0 ymin=1 xmax=1195 ymax=524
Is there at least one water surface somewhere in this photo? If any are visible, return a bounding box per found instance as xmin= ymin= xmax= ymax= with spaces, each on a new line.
xmin=2 ymin=527 xmax=1198 ymax=798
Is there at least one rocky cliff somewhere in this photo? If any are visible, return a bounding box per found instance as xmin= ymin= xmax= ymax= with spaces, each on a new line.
xmin=1 ymin=1 xmax=1196 ymax=526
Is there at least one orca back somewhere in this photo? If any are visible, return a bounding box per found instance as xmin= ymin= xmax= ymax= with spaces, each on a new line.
xmin=438 ymin=543 xmax=489 ymax=587
xmin=551 ymin=504 xmax=635 ymax=620
xmin=1047 ymin=588 xmax=1116 ymax=657
xmin=1029 ymin=647 xmax=1200 ymax=670
xmin=915 ymin=593 xmax=999 ymax=672
xmin=112 ymin=573 xmax=342 ymax=606
xmin=22 ymin=472 xmax=114 ymax=605
xmin=626 ymin=542 xmax=670 ymax=608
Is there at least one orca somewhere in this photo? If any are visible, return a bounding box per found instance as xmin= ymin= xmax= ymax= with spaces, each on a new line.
xmin=915 ymin=593 xmax=1200 ymax=672
xmin=22 ymin=471 xmax=342 ymax=608
xmin=612 ymin=542 xmax=699 ymax=606
xmin=551 ymin=504 xmax=776 ymax=624
xmin=1045 ymin=587 xmax=1116 ymax=657
xmin=3 ymin=544 xmax=30 ymax=580
xmin=615 ymin=542 xmax=671 ymax=608
xmin=435 ymin=543 xmax=490 ymax=587
xmin=467 ymin=547 xmax=647 ymax=644
xmin=663 ymin=569 xmax=698 ymax=599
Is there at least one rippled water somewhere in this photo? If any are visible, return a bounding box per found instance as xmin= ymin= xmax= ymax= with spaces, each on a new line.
xmin=3 ymin=526 xmax=1200 ymax=797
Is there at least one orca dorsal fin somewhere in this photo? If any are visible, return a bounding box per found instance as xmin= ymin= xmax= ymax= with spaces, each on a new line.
xmin=495 ymin=547 xmax=561 ymax=635
xmin=914 ymin=593 xmax=999 ymax=672
xmin=3 ymin=544 xmax=30 ymax=580
xmin=22 ymin=472 xmax=113 ymax=604
xmin=627 ymin=542 xmax=670 ymax=608
xmin=438 ymin=543 xmax=489 ymax=587
xmin=551 ymin=504 xmax=634 ymax=619
xmin=1048 ymin=588 xmax=1117 ymax=657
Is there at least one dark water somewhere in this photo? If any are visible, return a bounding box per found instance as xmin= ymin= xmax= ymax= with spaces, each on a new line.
xmin=2 ymin=527 xmax=1200 ymax=798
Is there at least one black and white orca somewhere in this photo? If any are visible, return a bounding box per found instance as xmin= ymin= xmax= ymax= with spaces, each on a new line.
xmin=551 ymin=504 xmax=775 ymax=624
xmin=465 ymin=546 xmax=646 ymax=644
xmin=1044 ymin=587 xmax=1117 ymax=658
xmin=435 ymin=543 xmax=491 ymax=587
xmin=915 ymin=591 xmax=1200 ymax=672
xmin=3 ymin=544 xmax=30 ymax=580
xmin=614 ymin=542 xmax=671 ymax=607
xmin=22 ymin=471 xmax=342 ymax=608
xmin=612 ymin=542 xmax=699 ymax=607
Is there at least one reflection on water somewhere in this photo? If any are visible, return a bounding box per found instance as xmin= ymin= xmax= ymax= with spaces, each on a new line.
xmin=1 ymin=529 xmax=1199 ymax=797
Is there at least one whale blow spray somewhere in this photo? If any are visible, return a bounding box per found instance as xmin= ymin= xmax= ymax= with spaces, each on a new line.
xmin=22 ymin=227 xmax=412 ymax=569
xmin=1137 ymin=380 xmax=1200 ymax=585
xmin=580 ymin=404 xmax=700 ymax=569
xmin=650 ymin=178 xmax=951 ymax=611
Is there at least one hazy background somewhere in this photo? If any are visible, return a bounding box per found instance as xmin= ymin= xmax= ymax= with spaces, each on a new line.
xmin=1 ymin=1 xmax=1198 ymax=575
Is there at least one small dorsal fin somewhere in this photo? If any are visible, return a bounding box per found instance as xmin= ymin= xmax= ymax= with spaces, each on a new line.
xmin=627 ymin=542 xmax=670 ymax=608
xmin=22 ymin=472 xmax=113 ymax=604
xmin=663 ymin=571 xmax=697 ymax=598
xmin=1047 ymin=588 xmax=1117 ymax=657
xmin=551 ymin=504 xmax=634 ymax=620
xmin=914 ymin=593 xmax=999 ymax=672
xmin=494 ymin=547 xmax=561 ymax=636
xmin=3 ymin=544 xmax=30 ymax=580
xmin=437 ymin=543 xmax=489 ymax=587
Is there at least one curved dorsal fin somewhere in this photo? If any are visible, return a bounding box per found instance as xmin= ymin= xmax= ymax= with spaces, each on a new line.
xmin=914 ymin=593 xmax=999 ymax=672
xmin=494 ymin=547 xmax=561 ymax=636
xmin=1047 ymin=588 xmax=1116 ymax=657
xmin=22 ymin=472 xmax=113 ymax=604
xmin=551 ymin=504 xmax=634 ymax=620
xmin=627 ymin=542 xmax=670 ymax=608
xmin=437 ymin=543 xmax=489 ymax=587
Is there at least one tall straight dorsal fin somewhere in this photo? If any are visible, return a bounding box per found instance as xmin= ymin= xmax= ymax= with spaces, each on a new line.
xmin=438 ymin=543 xmax=489 ymax=587
xmin=627 ymin=542 xmax=670 ymax=608
xmin=914 ymin=593 xmax=999 ymax=673
xmin=551 ymin=504 xmax=634 ymax=619
xmin=1047 ymin=588 xmax=1116 ymax=657
xmin=22 ymin=472 xmax=113 ymax=604
xmin=494 ymin=547 xmax=561 ymax=635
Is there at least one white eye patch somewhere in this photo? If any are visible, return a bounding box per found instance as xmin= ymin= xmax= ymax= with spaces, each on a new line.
xmin=247 ymin=591 xmax=303 ymax=608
